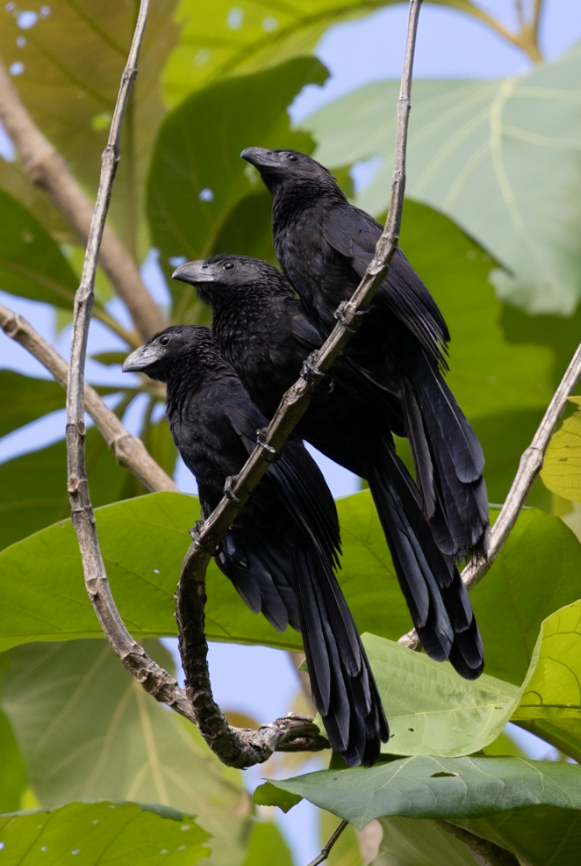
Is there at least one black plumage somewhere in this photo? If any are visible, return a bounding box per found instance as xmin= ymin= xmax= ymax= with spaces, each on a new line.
xmin=122 ymin=324 xmax=389 ymax=767
xmin=172 ymin=256 xmax=484 ymax=678
xmin=241 ymin=147 xmax=490 ymax=565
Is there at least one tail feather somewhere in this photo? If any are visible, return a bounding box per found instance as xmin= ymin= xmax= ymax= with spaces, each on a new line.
xmin=295 ymin=548 xmax=389 ymax=767
xmin=365 ymin=440 xmax=484 ymax=679
xmin=403 ymin=353 xmax=490 ymax=561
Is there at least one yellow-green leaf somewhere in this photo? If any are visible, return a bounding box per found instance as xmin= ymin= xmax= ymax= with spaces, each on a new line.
xmin=541 ymin=397 xmax=581 ymax=502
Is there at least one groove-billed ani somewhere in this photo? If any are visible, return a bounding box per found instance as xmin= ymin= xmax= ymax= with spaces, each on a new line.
xmin=122 ymin=325 xmax=388 ymax=766
xmin=172 ymin=257 xmax=484 ymax=680
xmin=241 ymin=147 xmax=489 ymax=565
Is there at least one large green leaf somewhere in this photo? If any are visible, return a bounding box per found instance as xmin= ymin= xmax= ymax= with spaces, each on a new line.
xmin=241 ymin=821 xmax=293 ymax=866
xmin=452 ymin=805 xmax=581 ymax=866
xmin=361 ymin=635 xmax=520 ymax=758
xmin=0 ymin=0 xmax=179 ymax=253
xmin=1 ymin=492 xmax=581 ymax=690
xmin=1 ymin=640 xmax=249 ymax=866
xmin=162 ymin=0 xmax=485 ymax=107
xmin=370 ymin=816 xmax=477 ymax=866
xmin=305 ymin=42 xmax=581 ymax=315
xmin=0 ymin=428 xmax=132 ymax=552
xmin=147 ymin=57 xmax=326 ymax=316
xmin=512 ymin=600 xmax=581 ymax=761
xmin=0 ymin=188 xmax=79 ymax=308
xmin=0 ymin=801 xmax=209 ymax=866
xmin=541 ymin=397 xmax=581 ymax=503
xmin=0 ymin=709 xmax=27 ymax=813
xmin=0 ymin=371 xmax=65 ymax=438
xmin=256 ymin=756 xmax=581 ymax=828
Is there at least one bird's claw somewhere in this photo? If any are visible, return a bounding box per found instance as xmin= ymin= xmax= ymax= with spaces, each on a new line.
xmin=223 ymin=475 xmax=241 ymax=506
xmin=256 ymin=428 xmax=279 ymax=462
xmin=334 ymin=301 xmax=369 ymax=333
xmin=189 ymin=520 xmax=213 ymax=552
xmin=301 ymin=353 xmax=324 ymax=386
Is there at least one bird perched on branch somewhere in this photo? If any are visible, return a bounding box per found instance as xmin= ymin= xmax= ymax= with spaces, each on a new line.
xmin=123 ymin=325 xmax=388 ymax=767
xmin=173 ymin=256 xmax=484 ymax=681
xmin=241 ymin=147 xmax=490 ymax=566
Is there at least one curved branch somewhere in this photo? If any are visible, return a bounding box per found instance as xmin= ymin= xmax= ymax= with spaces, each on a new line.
xmin=399 ymin=338 xmax=581 ymax=651
xmin=0 ymin=300 xmax=176 ymax=493
xmin=0 ymin=55 xmax=166 ymax=342
xmin=176 ymin=0 xmax=423 ymax=765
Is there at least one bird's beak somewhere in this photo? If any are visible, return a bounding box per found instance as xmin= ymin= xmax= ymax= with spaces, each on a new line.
xmin=172 ymin=260 xmax=215 ymax=285
xmin=122 ymin=343 xmax=163 ymax=373
xmin=240 ymin=147 xmax=281 ymax=169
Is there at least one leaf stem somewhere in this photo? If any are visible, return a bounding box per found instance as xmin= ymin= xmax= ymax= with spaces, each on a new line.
xmin=305 ymin=820 xmax=348 ymax=866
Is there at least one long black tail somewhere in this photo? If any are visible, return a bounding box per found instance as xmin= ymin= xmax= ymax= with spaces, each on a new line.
xmin=402 ymin=351 xmax=489 ymax=562
xmin=365 ymin=439 xmax=484 ymax=680
xmin=294 ymin=546 xmax=389 ymax=767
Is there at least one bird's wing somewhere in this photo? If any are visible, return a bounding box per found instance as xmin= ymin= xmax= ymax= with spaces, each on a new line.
xmin=224 ymin=402 xmax=341 ymax=567
xmin=322 ymin=204 xmax=450 ymax=364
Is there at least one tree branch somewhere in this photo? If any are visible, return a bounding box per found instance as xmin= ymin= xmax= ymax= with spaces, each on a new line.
xmin=176 ymin=0 xmax=423 ymax=766
xmin=0 ymin=55 xmax=166 ymax=342
xmin=61 ymin=0 xmax=330 ymax=766
xmin=399 ymin=336 xmax=581 ymax=651
xmin=0 ymin=300 xmax=176 ymax=493
xmin=436 ymin=820 xmax=520 ymax=866
xmin=304 ymin=820 xmax=348 ymax=866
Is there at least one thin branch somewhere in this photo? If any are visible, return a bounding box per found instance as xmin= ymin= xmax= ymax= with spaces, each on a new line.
xmin=61 ymin=0 xmax=330 ymax=766
xmin=305 ymin=820 xmax=349 ymax=866
xmin=399 ymin=336 xmax=581 ymax=651
xmin=0 ymin=55 xmax=166 ymax=342
xmin=176 ymin=0 xmax=422 ymax=766
xmin=436 ymin=820 xmax=520 ymax=866
xmin=0 ymin=301 xmax=176 ymax=493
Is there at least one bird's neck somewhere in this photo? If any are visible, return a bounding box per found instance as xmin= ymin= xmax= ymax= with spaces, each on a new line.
xmin=272 ymin=181 xmax=346 ymax=230
xmin=164 ymin=351 xmax=235 ymax=418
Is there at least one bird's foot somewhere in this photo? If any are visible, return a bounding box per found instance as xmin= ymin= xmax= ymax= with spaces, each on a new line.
xmin=256 ymin=428 xmax=279 ymax=462
xmin=223 ymin=475 xmax=241 ymax=506
xmin=334 ymin=301 xmax=369 ymax=333
xmin=300 ymin=352 xmax=324 ymax=386
xmin=189 ymin=520 xmax=213 ymax=553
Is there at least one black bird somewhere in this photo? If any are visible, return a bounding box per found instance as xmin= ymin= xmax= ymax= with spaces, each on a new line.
xmin=173 ymin=256 xmax=484 ymax=680
xmin=240 ymin=147 xmax=490 ymax=566
xmin=123 ymin=325 xmax=388 ymax=767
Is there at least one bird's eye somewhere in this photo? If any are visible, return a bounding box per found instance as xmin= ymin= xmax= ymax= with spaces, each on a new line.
xmin=286 ymin=153 xmax=298 ymax=162
xmin=223 ymin=262 xmax=235 ymax=270
xmin=159 ymin=335 xmax=170 ymax=346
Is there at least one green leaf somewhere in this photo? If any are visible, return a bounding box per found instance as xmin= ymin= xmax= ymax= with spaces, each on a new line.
xmin=0 ymin=188 xmax=79 ymax=308
xmin=541 ymin=397 xmax=581 ymax=502
xmin=360 ymin=634 xmax=520 ymax=758
xmin=147 ymin=57 xmax=327 ymax=314
xmin=0 ymin=801 xmax=210 ymax=865
xmin=257 ymin=756 xmax=581 ymax=828
xmin=305 ymin=42 xmax=581 ymax=315
xmin=1 ymin=491 xmax=581 ymax=686
xmin=1 ymin=640 xmax=249 ymax=866
xmin=470 ymin=508 xmax=581 ymax=685
xmin=370 ymin=816 xmax=477 ymax=866
xmin=512 ymin=599 xmax=581 ymax=760
xmin=0 ymin=428 xmax=132 ymax=552
xmin=0 ymin=709 xmax=27 ymax=813
xmin=241 ymin=821 xmax=293 ymax=866
xmin=0 ymin=371 xmax=65 ymax=438
xmin=0 ymin=0 xmax=180 ymax=253
xmin=162 ymin=0 xmax=484 ymax=107
xmin=252 ymin=783 xmax=302 ymax=814
xmin=452 ymin=805 xmax=581 ymax=866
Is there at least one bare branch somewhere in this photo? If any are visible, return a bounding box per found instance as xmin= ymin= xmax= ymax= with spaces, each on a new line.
xmin=0 ymin=301 xmax=176 ymax=493
xmin=305 ymin=820 xmax=349 ymax=866
xmin=0 ymin=55 xmax=166 ymax=342
xmin=176 ymin=0 xmax=423 ymax=765
xmin=59 ymin=0 xmax=329 ymax=766
xmin=436 ymin=820 xmax=520 ymax=866
xmin=399 ymin=336 xmax=581 ymax=652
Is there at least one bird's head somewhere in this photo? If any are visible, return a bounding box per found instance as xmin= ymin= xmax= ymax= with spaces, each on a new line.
xmin=122 ymin=325 xmax=212 ymax=382
xmin=172 ymin=255 xmax=287 ymax=307
xmin=240 ymin=147 xmax=336 ymax=195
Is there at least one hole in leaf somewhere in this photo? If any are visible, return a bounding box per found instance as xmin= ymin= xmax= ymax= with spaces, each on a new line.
xmin=9 ymin=61 xmax=24 ymax=75
xmin=17 ymin=10 xmax=37 ymax=28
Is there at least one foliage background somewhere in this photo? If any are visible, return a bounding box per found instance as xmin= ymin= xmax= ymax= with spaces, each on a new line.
xmin=2 ymin=1 xmax=581 ymax=864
